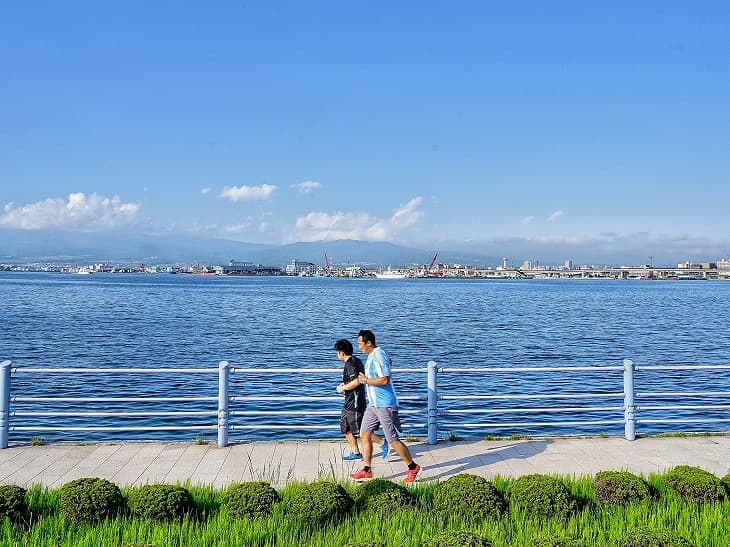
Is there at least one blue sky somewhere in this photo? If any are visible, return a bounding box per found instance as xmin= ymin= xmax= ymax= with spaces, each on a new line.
xmin=2 ymin=2 xmax=729 ymax=263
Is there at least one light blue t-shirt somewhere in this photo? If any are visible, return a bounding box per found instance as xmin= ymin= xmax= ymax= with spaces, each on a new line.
xmin=364 ymin=346 xmax=399 ymax=408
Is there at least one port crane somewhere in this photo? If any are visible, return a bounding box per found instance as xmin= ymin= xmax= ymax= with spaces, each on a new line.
xmin=425 ymin=251 xmax=439 ymax=277
xmin=323 ymin=252 xmax=333 ymax=275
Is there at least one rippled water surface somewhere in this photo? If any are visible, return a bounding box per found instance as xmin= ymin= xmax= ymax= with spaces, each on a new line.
xmin=2 ymin=272 xmax=729 ymax=442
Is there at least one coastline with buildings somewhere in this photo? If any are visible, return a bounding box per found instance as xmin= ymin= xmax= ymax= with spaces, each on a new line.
xmin=2 ymin=257 xmax=730 ymax=280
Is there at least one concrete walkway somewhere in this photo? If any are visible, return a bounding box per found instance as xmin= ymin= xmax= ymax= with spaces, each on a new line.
xmin=1 ymin=436 xmax=728 ymax=489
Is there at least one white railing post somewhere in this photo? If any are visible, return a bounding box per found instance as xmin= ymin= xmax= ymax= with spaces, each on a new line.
xmin=427 ymin=360 xmax=438 ymax=445
xmin=0 ymin=361 xmax=11 ymax=449
xmin=218 ymin=360 xmax=230 ymax=447
xmin=623 ymin=359 xmax=636 ymax=440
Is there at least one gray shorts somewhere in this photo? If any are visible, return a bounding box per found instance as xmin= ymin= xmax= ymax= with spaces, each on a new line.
xmin=361 ymin=406 xmax=403 ymax=443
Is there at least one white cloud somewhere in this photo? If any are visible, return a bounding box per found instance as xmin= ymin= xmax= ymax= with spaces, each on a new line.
xmin=546 ymin=210 xmax=565 ymax=222
xmin=521 ymin=215 xmax=535 ymax=225
xmin=219 ymin=184 xmax=277 ymax=202
xmin=291 ymin=181 xmax=322 ymax=194
xmin=201 ymin=187 xmax=212 ymax=196
xmin=289 ymin=196 xmax=426 ymax=242
xmin=223 ymin=222 xmax=252 ymax=234
xmin=0 ymin=192 xmax=141 ymax=230
xmin=188 ymin=223 xmax=219 ymax=234
xmin=390 ymin=197 xmax=425 ymax=227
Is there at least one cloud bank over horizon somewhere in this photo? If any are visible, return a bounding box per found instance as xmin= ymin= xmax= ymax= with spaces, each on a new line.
xmin=1 ymin=193 xmax=141 ymax=231
xmin=1 ymin=192 xmax=728 ymax=265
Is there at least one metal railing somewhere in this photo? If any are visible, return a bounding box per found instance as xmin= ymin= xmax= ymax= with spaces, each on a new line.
xmin=1 ymin=359 xmax=729 ymax=448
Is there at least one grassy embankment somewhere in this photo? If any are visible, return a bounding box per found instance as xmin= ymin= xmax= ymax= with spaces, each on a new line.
xmin=2 ymin=475 xmax=729 ymax=546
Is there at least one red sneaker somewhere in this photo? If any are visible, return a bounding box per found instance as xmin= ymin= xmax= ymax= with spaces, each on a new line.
xmin=349 ymin=468 xmax=374 ymax=482
xmin=403 ymin=464 xmax=421 ymax=483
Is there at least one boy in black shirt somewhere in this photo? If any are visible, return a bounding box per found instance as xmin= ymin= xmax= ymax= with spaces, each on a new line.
xmin=334 ymin=339 xmax=389 ymax=461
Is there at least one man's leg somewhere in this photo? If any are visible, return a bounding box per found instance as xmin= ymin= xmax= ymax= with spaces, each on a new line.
xmin=378 ymin=408 xmax=421 ymax=481
xmin=388 ymin=439 xmax=413 ymax=465
xmin=350 ymin=408 xmax=380 ymax=481
xmin=361 ymin=430 xmax=373 ymax=465
xmin=359 ymin=407 xmax=379 ymax=468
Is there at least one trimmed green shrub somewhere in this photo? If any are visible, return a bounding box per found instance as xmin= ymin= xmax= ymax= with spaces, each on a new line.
xmin=353 ymin=478 xmax=405 ymax=507
xmin=285 ymin=481 xmax=353 ymax=525
xmin=594 ymin=470 xmax=651 ymax=505
xmin=508 ymin=474 xmax=577 ymax=519
xmin=0 ymin=484 xmax=28 ymax=522
xmin=353 ymin=478 xmax=414 ymax=515
xmin=127 ymin=484 xmax=194 ymax=521
xmin=59 ymin=477 xmax=124 ymax=523
xmin=433 ymin=473 xmax=506 ymax=520
xmin=423 ymin=530 xmax=493 ymax=547
xmin=721 ymin=473 xmax=730 ymax=495
xmin=222 ymin=481 xmax=281 ymax=519
xmin=663 ymin=465 xmax=726 ymax=502
xmin=616 ymin=526 xmax=694 ymax=547
xmin=363 ymin=489 xmax=415 ymax=517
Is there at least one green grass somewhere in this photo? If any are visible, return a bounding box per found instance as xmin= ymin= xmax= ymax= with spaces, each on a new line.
xmin=3 ymin=475 xmax=729 ymax=546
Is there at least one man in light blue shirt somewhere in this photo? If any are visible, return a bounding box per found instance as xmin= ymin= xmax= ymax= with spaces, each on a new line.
xmin=349 ymin=329 xmax=422 ymax=483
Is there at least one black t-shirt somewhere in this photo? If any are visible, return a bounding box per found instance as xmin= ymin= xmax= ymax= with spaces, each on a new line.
xmin=343 ymin=355 xmax=366 ymax=411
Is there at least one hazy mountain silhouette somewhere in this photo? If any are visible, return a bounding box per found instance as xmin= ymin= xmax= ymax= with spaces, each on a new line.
xmin=5 ymin=228 xmax=715 ymax=267
xmin=0 ymin=229 xmax=500 ymax=267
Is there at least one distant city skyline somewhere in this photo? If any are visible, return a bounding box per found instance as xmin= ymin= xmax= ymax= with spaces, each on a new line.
xmin=2 ymin=2 xmax=730 ymax=265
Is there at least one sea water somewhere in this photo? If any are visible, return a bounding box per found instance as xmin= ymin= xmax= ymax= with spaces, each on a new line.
xmin=1 ymin=272 xmax=729 ymax=442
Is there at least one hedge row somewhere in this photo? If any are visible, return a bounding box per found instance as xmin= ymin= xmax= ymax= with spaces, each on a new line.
xmin=1 ymin=465 xmax=727 ymax=544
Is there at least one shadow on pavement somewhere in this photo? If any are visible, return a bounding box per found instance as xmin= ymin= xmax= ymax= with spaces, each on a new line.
xmin=403 ymin=440 xmax=551 ymax=481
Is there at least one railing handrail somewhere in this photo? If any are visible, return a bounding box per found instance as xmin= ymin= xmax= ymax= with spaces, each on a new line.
xmin=13 ymin=367 xmax=218 ymax=374
xmin=2 ymin=358 xmax=729 ymax=448
xmin=440 ymin=366 xmax=624 ymax=373
xmin=636 ymin=365 xmax=730 ymax=371
xmin=11 ymin=397 xmax=218 ymax=402
xmin=10 ymin=364 xmax=729 ymax=374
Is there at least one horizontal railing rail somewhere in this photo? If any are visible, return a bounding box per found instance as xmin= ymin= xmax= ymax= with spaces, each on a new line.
xmin=1 ymin=358 xmax=729 ymax=448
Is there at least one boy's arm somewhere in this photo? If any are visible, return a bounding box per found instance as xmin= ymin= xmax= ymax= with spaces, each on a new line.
xmin=336 ymin=361 xmax=362 ymax=392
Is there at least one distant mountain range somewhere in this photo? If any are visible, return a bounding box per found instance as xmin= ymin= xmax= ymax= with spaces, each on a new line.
xmin=2 ymin=228 xmax=726 ymax=267
xmin=0 ymin=229 xmax=499 ymax=267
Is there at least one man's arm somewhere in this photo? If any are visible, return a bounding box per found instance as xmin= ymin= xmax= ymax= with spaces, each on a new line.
xmin=357 ymin=372 xmax=390 ymax=386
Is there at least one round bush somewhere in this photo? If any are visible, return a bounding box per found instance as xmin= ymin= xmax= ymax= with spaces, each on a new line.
xmin=423 ymin=530 xmax=493 ymax=547
xmin=363 ymin=489 xmax=415 ymax=517
xmin=0 ymin=484 xmax=27 ymax=522
xmin=59 ymin=477 xmax=124 ymax=523
xmin=617 ymin=526 xmax=694 ymax=547
xmin=721 ymin=473 xmax=730 ymax=495
xmin=127 ymin=484 xmax=194 ymax=521
xmin=663 ymin=465 xmax=726 ymax=502
xmin=285 ymin=481 xmax=353 ymax=525
xmin=433 ymin=473 xmax=505 ymax=520
xmin=508 ymin=474 xmax=577 ymax=519
xmin=222 ymin=481 xmax=280 ymax=519
xmin=353 ymin=478 xmax=406 ymax=506
xmin=353 ymin=478 xmax=414 ymax=515
xmin=594 ymin=470 xmax=651 ymax=505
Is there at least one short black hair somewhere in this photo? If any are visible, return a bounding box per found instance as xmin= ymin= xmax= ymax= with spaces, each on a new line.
xmin=334 ymin=339 xmax=354 ymax=356
xmin=358 ymin=329 xmax=376 ymax=346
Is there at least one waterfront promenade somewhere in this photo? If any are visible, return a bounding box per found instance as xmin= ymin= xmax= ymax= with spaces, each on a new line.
xmin=1 ymin=436 xmax=727 ymax=489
